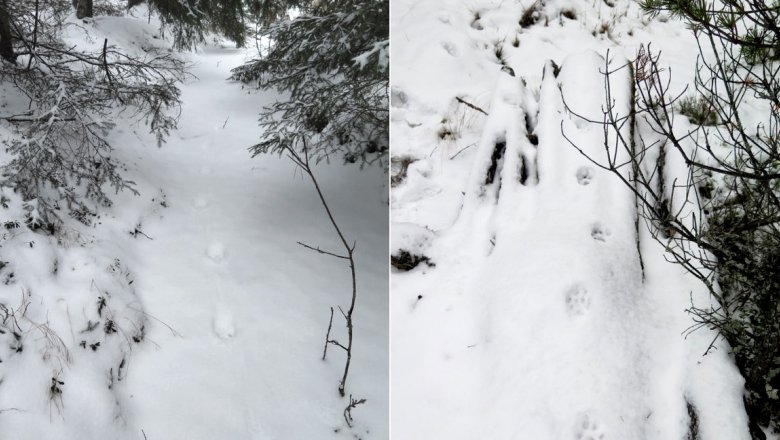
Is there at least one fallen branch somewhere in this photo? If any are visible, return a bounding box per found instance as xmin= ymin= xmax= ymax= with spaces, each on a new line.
xmin=455 ymin=96 xmax=488 ymax=115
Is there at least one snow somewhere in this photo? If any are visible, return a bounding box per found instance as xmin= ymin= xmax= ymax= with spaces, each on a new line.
xmin=391 ymin=0 xmax=757 ymax=439
xmin=0 ymin=10 xmax=387 ymax=440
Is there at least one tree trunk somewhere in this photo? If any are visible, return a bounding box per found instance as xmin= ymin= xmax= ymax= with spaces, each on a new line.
xmin=0 ymin=0 xmax=14 ymax=63
xmin=74 ymin=0 xmax=93 ymax=19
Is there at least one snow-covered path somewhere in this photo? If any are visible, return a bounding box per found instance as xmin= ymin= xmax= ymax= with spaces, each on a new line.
xmin=110 ymin=45 xmax=389 ymax=440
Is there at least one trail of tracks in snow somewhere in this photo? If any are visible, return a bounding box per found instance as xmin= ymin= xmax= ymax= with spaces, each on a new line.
xmin=449 ymin=52 xmax=652 ymax=440
xmin=111 ymin=45 xmax=388 ymax=440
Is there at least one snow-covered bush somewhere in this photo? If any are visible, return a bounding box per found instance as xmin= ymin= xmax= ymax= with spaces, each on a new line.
xmin=0 ymin=187 xmax=146 ymax=422
xmin=0 ymin=0 xmax=184 ymax=231
xmin=231 ymin=0 xmax=389 ymax=167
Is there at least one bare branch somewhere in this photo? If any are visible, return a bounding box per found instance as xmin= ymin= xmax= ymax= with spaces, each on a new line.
xmin=297 ymin=241 xmax=349 ymax=259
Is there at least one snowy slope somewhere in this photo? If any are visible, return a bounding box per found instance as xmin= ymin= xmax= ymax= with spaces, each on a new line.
xmin=391 ymin=1 xmax=753 ymax=439
xmin=0 ymin=11 xmax=387 ymax=440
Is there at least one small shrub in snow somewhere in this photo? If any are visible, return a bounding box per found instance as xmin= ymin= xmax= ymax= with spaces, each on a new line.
xmin=436 ymin=98 xmax=483 ymax=148
xmin=678 ymin=95 xmax=718 ymax=126
xmin=390 ymin=250 xmax=434 ymax=271
xmin=705 ymin=200 xmax=780 ymax=429
xmin=0 ymin=198 xmax=147 ymax=418
xmin=437 ymin=119 xmax=459 ymax=141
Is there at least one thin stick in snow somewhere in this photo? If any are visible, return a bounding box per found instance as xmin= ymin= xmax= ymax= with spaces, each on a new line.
xmin=286 ymin=137 xmax=359 ymax=398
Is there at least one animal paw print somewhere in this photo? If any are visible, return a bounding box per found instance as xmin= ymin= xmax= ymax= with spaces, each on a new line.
xmin=576 ymin=414 xmax=606 ymax=440
xmin=441 ymin=42 xmax=459 ymax=57
xmin=206 ymin=242 xmax=225 ymax=263
xmin=576 ymin=167 xmax=593 ymax=186
xmin=193 ymin=196 xmax=209 ymax=209
xmin=565 ymin=284 xmax=591 ymax=317
xmin=213 ymin=305 xmax=235 ymax=340
xmin=590 ymin=224 xmax=611 ymax=242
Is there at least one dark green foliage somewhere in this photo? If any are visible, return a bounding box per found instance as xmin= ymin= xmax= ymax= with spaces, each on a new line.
xmin=640 ymin=0 xmax=780 ymax=63
xmin=147 ymin=0 xmax=248 ymax=49
xmin=146 ymin=0 xmax=308 ymax=50
xmin=631 ymin=1 xmax=780 ymax=436
xmin=640 ymin=0 xmax=708 ymax=21
xmin=231 ymin=0 xmax=388 ymax=166
xmin=705 ymin=184 xmax=780 ymax=433
xmin=245 ymin=0 xmax=307 ymax=26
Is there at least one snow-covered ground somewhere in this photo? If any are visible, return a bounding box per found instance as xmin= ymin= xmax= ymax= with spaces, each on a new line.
xmin=0 ymin=11 xmax=387 ymax=440
xmin=390 ymin=0 xmax=759 ymax=439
